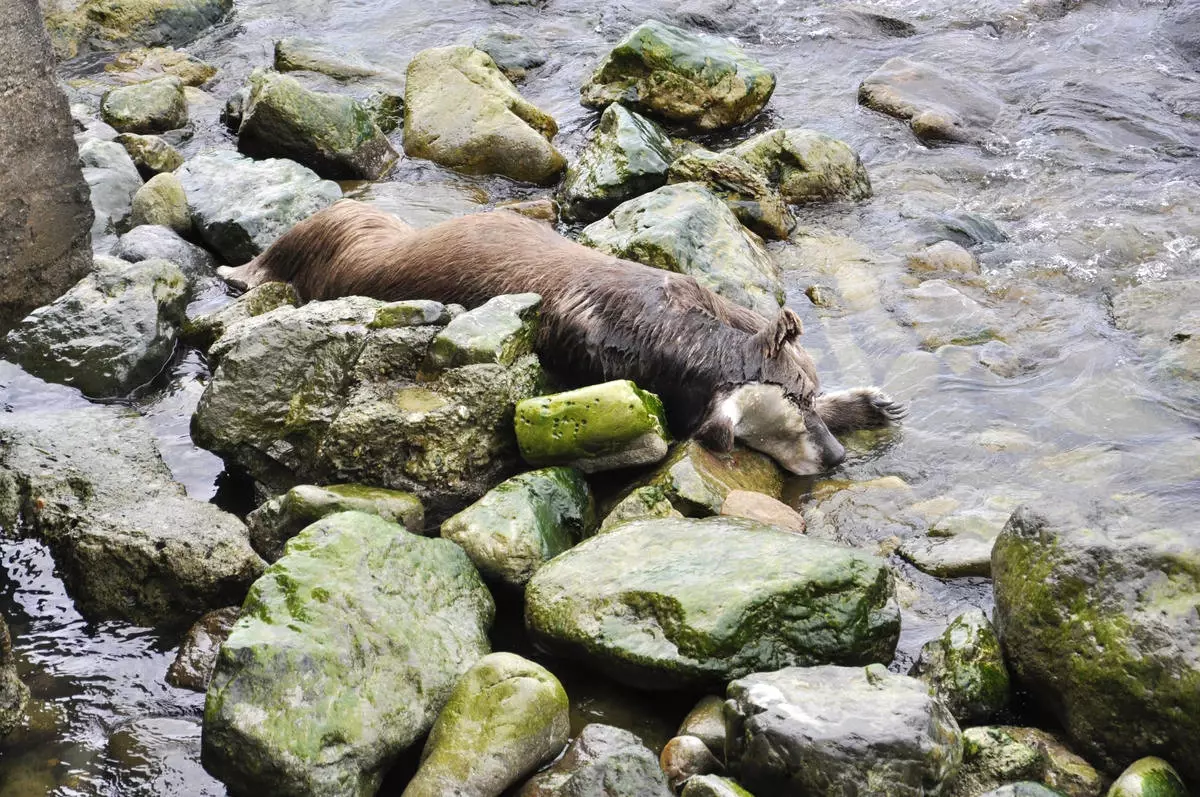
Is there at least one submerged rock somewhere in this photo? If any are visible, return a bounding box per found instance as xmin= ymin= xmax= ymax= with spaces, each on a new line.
xmin=620 ymin=439 xmax=783 ymax=517
xmin=4 ymin=255 xmax=187 ymax=397
xmin=236 ymin=70 xmax=398 ymax=180
xmin=129 ymin=172 xmax=190 ymax=234
xmin=729 ymin=128 xmax=872 ymax=204
xmin=666 ymin=148 xmax=794 ymax=240
xmin=106 ymin=46 xmax=217 ymax=86
xmin=560 ymin=103 xmax=676 ymax=222
xmin=273 ymin=37 xmax=398 ymax=81
xmin=100 ymin=76 xmax=188 ymax=134
xmin=473 ymin=27 xmax=547 ymax=81
xmin=525 ymin=516 xmax=900 ymax=689
xmin=581 ymin=182 xmax=783 ymax=317
xmin=1111 ymin=278 xmax=1200 ymax=406
xmin=45 ymin=0 xmax=232 ymax=58
xmin=949 ymin=726 xmax=1103 ymax=797
xmin=908 ymin=240 xmax=980 ymax=274
xmin=166 ymin=606 xmax=239 ymax=692
xmin=719 ymin=489 xmax=806 ymax=532
xmin=726 ymin=664 xmax=963 ymax=797
xmin=898 ymin=279 xmax=1001 ymax=348
xmin=0 ymin=406 xmax=264 ymax=625
xmin=441 ymin=467 xmax=594 ymax=588
xmin=911 ymin=609 xmax=1009 ymax=724
xmin=247 ymin=483 xmax=425 ymax=561
xmin=515 ymin=380 xmax=671 ymax=472
xmin=858 ymin=57 xmax=1003 ymax=144
xmin=992 ymin=503 xmax=1200 ymax=783
xmin=404 ymin=46 xmax=565 ymax=184
xmin=203 ymin=511 xmax=494 ymax=797
xmin=403 ymin=653 xmax=569 ymax=797
xmin=0 ymin=618 xmax=29 ymax=737
xmin=580 ymin=20 xmax=776 ymax=131
xmin=106 ymin=717 xmax=220 ymax=796
xmin=176 ymin=149 xmax=341 ymax=265
xmin=517 ymin=723 xmax=673 ymax=797
xmin=1106 ymin=757 xmax=1189 ymax=797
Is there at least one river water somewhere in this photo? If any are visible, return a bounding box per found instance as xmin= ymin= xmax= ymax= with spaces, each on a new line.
xmin=2 ymin=0 xmax=1199 ymax=792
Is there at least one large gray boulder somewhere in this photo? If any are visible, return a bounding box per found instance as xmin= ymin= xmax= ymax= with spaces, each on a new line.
xmin=581 ymin=182 xmax=783 ymax=317
xmin=4 ymin=255 xmax=187 ymax=398
xmin=992 ymin=503 xmax=1200 ymax=783
xmin=0 ymin=0 xmax=92 ymax=334
xmin=79 ymin=138 xmax=143 ymax=248
xmin=404 ymin=46 xmax=565 ymax=184
xmin=0 ymin=406 xmax=264 ymax=626
xmin=517 ymin=724 xmax=673 ymax=797
xmin=203 ymin=511 xmax=494 ymax=797
xmin=175 ymin=149 xmax=341 ymax=265
xmin=726 ymin=664 xmax=963 ymax=796
xmin=525 ymin=516 xmax=900 ymax=689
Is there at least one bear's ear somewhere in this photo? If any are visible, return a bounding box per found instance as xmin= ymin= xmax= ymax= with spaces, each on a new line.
xmin=694 ymin=410 xmax=735 ymax=453
xmin=754 ymin=308 xmax=803 ymax=358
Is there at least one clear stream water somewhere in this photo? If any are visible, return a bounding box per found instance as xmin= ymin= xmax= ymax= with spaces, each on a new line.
xmin=2 ymin=0 xmax=1199 ymax=792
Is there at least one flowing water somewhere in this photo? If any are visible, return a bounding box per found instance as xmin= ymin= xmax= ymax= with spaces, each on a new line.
xmin=4 ymin=0 xmax=1200 ymax=791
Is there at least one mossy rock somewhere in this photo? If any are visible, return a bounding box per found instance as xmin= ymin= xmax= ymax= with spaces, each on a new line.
xmin=666 ymin=148 xmax=794 ymax=240
xmin=100 ymin=75 xmax=188 ymax=133
xmin=46 ymin=0 xmax=232 ymax=59
xmin=911 ymin=609 xmax=1010 ymax=725
xmin=423 ymin=293 xmax=541 ymax=373
xmin=116 ymin=132 xmax=184 ymax=176
xmin=580 ymin=19 xmax=775 ymax=131
xmin=182 ymin=281 xmax=300 ymax=352
xmin=516 ymin=723 xmax=672 ymax=796
xmin=525 ymin=516 xmax=900 ymax=689
xmin=129 ymin=172 xmax=189 ymax=233
xmin=105 ymin=46 xmax=217 ymax=86
xmin=618 ymin=439 xmax=783 ymax=517
xmin=515 ymin=380 xmax=671 ymax=473
xmin=949 ymin=726 xmax=1103 ymax=797
xmin=729 ymin=127 xmax=872 ymax=204
xmin=599 ymin=484 xmax=683 ymax=531
xmin=1106 ymin=757 xmax=1188 ymax=797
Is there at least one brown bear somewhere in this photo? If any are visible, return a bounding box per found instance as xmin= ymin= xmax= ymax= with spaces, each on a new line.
xmin=220 ymin=200 xmax=904 ymax=474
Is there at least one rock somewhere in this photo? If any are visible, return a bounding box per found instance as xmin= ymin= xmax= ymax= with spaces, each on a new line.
xmin=0 ymin=406 xmax=264 ymax=625
xmin=666 ymin=148 xmax=794 ymax=240
xmin=100 ymin=76 xmax=188 ymax=134
xmin=898 ymin=533 xmax=994 ymax=578
xmin=248 ymin=483 xmax=425 ymax=562
xmin=979 ymin=785 xmax=1067 ymax=797
xmin=1111 ymin=278 xmax=1200 ymax=403
xmin=403 ymin=653 xmax=569 ymax=797
xmin=581 ymin=20 xmax=776 ymax=131
xmin=116 ymin=132 xmax=184 ymax=177
xmin=4 ymin=255 xmax=188 ymax=397
xmin=441 ymin=467 xmax=594 ymax=588
xmin=0 ymin=0 xmax=92 ymax=334
xmin=1165 ymin=1 xmax=1200 ymax=67
xmin=45 ymin=0 xmax=232 ymax=59
xmin=621 ymin=440 xmax=783 ymax=517
xmin=526 ymin=516 xmax=899 ymax=689
xmin=581 ymin=182 xmax=783 ymax=317
xmin=474 ymin=27 xmax=547 ymax=81
xmin=599 ymin=485 xmax=684 ymax=531
xmin=682 ymin=775 xmax=755 ymax=797
xmin=423 ymin=293 xmax=540 ymax=373
xmin=1106 ymin=757 xmax=1189 ymax=797
xmin=678 ymin=695 xmax=727 ymax=759
xmin=897 ymin=279 xmax=1001 ymax=348
xmin=662 ymin=735 xmax=723 ymax=791
xmin=908 ymin=240 xmax=979 ymax=274
xmin=992 ymin=503 xmax=1200 ymax=783
xmin=0 ymin=618 xmax=29 ymax=737
xmin=977 ymin=340 xmax=1022 ymax=378
xmin=729 ymin=128 xmax=872 ymax=204
xmin=192 ymin=297 xmax=544 ymax=515
xmin=203 ymin=511 xmax=494 ymax=797
xmin=129 ymin=172 xmax=190 ymax=234
xmin=949 ymin=726 xmax=1103 ymax=797
xmin=175 ymin=149 xmax=341 ymax=265
xmin=404 ymin=46 xmax=565 ymax=184
xmin=726 ymin=664 xmax=963 ymax=797
xmin=911 ymin=609 xmax=1009 ymax=724
xmin=517 ymin=723 xmax=673 ymax=797
xmin=181 ymin=281 xmax=300 ymax=351
xmin=111 ymin=224 xmax=218 ymax=286
xmin=515 ymin=380 xmax=671 ymax=473
xmin=560 ymin=103 xmax=675 ymax=222
xmin=236 ymin=70 xmax=398 ymax=180
xmin=166 ymin=606 xmax=239 ymax=692
xmin=79 ymin=137 xmax=143 ymax=245
xmin=273 ymin=37 xmax=398 ymax=81
xmin=858 ymin=57 xmax=1003 ymax=144
xmin=719 ymin=489 xmax=805 ymax=532
xmin=917 ymin=210 xmax=1008 ymax=248
xmin=105 ymin=46 xmax=217 ymax=86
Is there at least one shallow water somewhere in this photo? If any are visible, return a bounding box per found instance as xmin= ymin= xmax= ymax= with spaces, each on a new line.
xmin=5 ymin=0 xmax=1200 ymax=791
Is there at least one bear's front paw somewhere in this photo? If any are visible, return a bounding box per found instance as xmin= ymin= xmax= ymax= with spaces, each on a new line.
xmin=816 ymin=387 xmax=907 ymax=433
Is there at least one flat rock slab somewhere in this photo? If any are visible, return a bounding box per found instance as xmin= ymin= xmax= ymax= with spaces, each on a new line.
xmin=858 ymin=56 xmax=1003 ymax=144
xmin=525 ymin=516 xmax=900 ymax=689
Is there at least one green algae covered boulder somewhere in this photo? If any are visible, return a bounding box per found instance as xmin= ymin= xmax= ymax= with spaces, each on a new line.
xmin=129 ymin=172 xmax=190 ymax=233
xmin=682 ymin=775 xmax=756 ymax=797
xmin=911 ymin=609 xmax=1010 ymax=724
xmin=525 ymin=516 xmax=900 ymax=689
xmin=404 ymin=46 xmax=565 ymax=184
xmin=1106 ymin=757 xmax=1189 ymax=797
xmin=992 ymin=503 xmax=1200 ymax=783
xmin=182 ymin=281 xmax=301 ymax=352
xmin=580 ymin=20 xmax=775 ymax=131
xmin=560 ymin=103 xmax=676 ymax=222
xmin=236 ymin=70 xmax=398 ymax=180
xmin=581 ymin=182 xmax=783 ymax=317
xmin=517 ymin=723 xmax=673 ymax=797
xmin=247 ymin=483 xmax=425 ymax=562
xmin=403 ymin=653 xmax=569 ymax=797
xmin=117 ymin=132 xmax=184 ymax=175
xmin=441 ymin=467 xmax=595 ymax=588
xmin=599 ymin=484 xmax=684 ymax=531
xmin=666 ymin=148 xmax=794 ymax=240
xmin=729 ymin=128 xmax=872 ymax=204
xmin=619 ymin=439 xmax=783 ymax=517
xmin=203 ymin=511 xmax=495 ymax=797
xmin=100 ymin=75 xmax=188 ymax=133
xmin=950 ymin=726 xmax=1103 ymax=797
xmin=423 ymin=293 xmax=540 ymax=373
xmin=46 ymin=0 xmax=231 ymax=59
xmin=515 ymin=380 xmax=671 ymax=473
